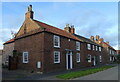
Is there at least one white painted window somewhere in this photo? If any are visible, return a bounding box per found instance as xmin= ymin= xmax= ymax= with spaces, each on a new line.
xmin=87 ymin=44 xmax=91 ymax=50
xmin=96 ymin=46 xmax=98 ymax=51
xmin=99 ymin=47 xmax=101 ymax=51
xmin=99 ymin=55 xmax=102 ymax=62
xmin=93 ymin=45 xmax=95 ymax=50
xmin=76 ymin=41 xmax=80 ymax=51
xmin=99 ymin=41 xmax=101 ymax=43
xmin=110 ymin=49 xmax=111 ymax=54
xmin=112 ymin=50 xmax=114 ymax=55
xmin=54 ymin=35 xmax=60 ymax=48
xmin=110 ymin=56 xmax=112 ymax=61
xmin=88 ymin=54 xmax=91 ymax=62
xmin=54 ymin=51 xmax=60 ymax=63
xmin=37 ymin=61 xmax=41 ymax=68
xmin=76 ymin=53 xmax=80 ymax=62
xmin=23 ymin=52 xmax=29 ymax=63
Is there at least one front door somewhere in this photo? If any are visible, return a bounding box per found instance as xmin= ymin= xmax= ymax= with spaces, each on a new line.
xmin=93 ymin=56 xmax=96 ymax=66
xmin=66 ymin=51 xmax=73 ymax=70
xmin=68 ymin=55 xmax=71 ymax=69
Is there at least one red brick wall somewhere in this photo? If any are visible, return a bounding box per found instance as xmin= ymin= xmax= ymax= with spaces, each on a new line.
xmin=15 ymin=31 xmax=105 ymax=73
xmin=15 ymin=32 xmax=44 ymax=72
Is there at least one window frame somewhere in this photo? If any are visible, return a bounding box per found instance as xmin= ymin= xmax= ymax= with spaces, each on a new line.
xmin=23 ymin=52 xmax=29 ymax=63
xmin=96 ymin=46 xmax=98 ymax=51
xmin=99 ymin=47 xmax=101 ymax=51
xmin=87 ymin=44 xmax=91 ymax=50
xmin=76 ymin=53 xmax=80 ymax=63
xmin=76 ymin=41 xmax=80 ymax=51
xmin=88 ymin=54 xmax=91 ymax=63
xmin=93 ymin=45 xmax=95 ymax=50
xmin=99 ymin=55 xmax=102 ymax=62
xmin=53 ymin=35 xmax=60 ymax=48
xmin=54 ymin=51 xmax=60 ymax=63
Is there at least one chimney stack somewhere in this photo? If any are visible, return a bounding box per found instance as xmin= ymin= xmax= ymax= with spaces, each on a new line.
xmin=64 ymin=24 xmax=75 ymax=34
xmin=71 ymin=25 xmax=75 ymax=34
xmin=64 ymin=24 xmax=71 ymax=33
xmin=90 ymin=36 xmax=94 ymax=41
xmin=96 ymin=35 xmax=100 ymax=41
xmin=100 ymin=38 xmax=104 ymax=42
xmin=25 ymin=5 xmax=34 ymax=19
xmin=106 ymin=41 xmax=109 ymax=44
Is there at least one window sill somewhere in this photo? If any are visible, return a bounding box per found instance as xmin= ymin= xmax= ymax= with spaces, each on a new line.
xmin=23 ymin=62 xmax=28 ymax=64
xmin=77 ymin=61 xmax=80 ymax=63
xmin=54 ymin=46 xmax=60 ymax=48
xmin=54 ymin=62 xmax=60 ymax=64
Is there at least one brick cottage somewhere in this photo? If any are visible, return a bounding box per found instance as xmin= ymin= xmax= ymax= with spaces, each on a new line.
xmin=3 ymin=5 xmax=116 ymax=73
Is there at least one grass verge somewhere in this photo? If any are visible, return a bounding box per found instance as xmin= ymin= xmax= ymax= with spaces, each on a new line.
xmin=56 ymin=65 xmax=114 ymax=80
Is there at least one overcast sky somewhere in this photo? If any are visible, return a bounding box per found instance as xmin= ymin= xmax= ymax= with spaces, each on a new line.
xmin=0 ymin=2 xmax=118 ymax=50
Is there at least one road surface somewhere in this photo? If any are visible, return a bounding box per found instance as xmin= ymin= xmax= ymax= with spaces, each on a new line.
xmin=72 ymin=66 xmax=118 ymax=80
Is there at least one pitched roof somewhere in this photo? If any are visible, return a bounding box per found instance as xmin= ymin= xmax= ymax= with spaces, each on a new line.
xmin=74 ymin=34 xmax=101 ymax=46
xmin=34 ymin=20 xmax=83 ymax=42
xmin=102 ymin=42 xmax=115 ymax=50
xmin=4 ymin=38 xmax=15 ymax=45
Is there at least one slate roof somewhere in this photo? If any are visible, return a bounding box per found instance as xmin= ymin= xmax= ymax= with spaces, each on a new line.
xmin=102 ymin=42 xmax=115 ymax=50
xmin=74 ymin=34 xmax=101 ymax=46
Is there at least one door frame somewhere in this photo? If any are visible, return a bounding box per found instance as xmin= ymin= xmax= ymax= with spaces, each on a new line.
xmin=93 ymin=56 xmax=96 ymax=66
xmin=66 ymin=51 xmax=73 ymax=70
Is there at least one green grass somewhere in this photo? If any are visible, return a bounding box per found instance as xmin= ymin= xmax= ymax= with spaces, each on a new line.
xmin=56 ymin=66 xmax=114 ymax=80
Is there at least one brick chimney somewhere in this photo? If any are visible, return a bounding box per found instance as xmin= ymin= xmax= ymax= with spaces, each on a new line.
xmin=71 ymin=25 xmax=75 ymax=34
xmin=25 ymin=5 xmax=34 ymax=19
xmin=90 ymin=36 xmax=94 ymax=41
xmin=64 ymin=24 xmax=71 ymax=33
xmin=100 ymin=38 xmax=104 ymax=42
xmin=96 ymin=35 xmax=100 ymax=41
xmin=106 ymin=41 xmax=109 ymax=44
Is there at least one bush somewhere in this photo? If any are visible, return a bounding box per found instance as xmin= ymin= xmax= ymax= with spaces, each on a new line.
xmin=2 ymin=63 xmax=8 ymax=68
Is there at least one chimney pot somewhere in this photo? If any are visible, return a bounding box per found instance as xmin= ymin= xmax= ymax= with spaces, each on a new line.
xmin=90 ymin=36 xmax=94 ymax=41
xmin=106 ymin=41 xmax=109 ymax=44
xmin=64 ymin=24 xmax=71 ymax=33
xmin=96 ymin=35 xmax=100 ymax=41
xmin=25 ymin=5 xmax=34 ymax=19
xmin=71 ymin=25 xmax=75 ymax=34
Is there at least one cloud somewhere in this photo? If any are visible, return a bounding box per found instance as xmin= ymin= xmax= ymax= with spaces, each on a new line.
xmin=65 ymin=8 xmax=118 ymax=49
xmin=1 ymin=2 xmax=118 ymax=50
xmin=0 ymin=28 xmax=18 ymax=49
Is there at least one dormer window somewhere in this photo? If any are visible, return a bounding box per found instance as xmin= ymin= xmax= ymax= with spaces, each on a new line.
xmin=54 ymin=35 xmax=60 ymax=48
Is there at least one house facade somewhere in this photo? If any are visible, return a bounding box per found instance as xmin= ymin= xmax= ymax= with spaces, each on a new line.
xmin=4 ymin=5 xmax=116 ymax=73
xmin=0 ymin=50 xmax=3 ymax=56
xmin=116 ymin=50 xmax=120 ymax=55
xmin=2 ymin=38 xmax=15 ymax=66
xmin=90 ymin=35 xmax=117 ymax=63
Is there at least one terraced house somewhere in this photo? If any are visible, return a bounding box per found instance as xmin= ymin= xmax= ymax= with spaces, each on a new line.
xmin=3 ymin=5 xmax=116 ymax=73
xmin=90 ymin=35 xmax=117 ymax=63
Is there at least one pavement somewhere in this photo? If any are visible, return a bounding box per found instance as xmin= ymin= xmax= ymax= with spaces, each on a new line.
xmin=2 ymin=64 xmax=119 ymax=80
xmin=2 ymin=68 xmax=35 ymax=80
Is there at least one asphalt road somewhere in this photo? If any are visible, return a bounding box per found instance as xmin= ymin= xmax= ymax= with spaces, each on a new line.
xmin=72 ymin=66 xmax=118 ymax=80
